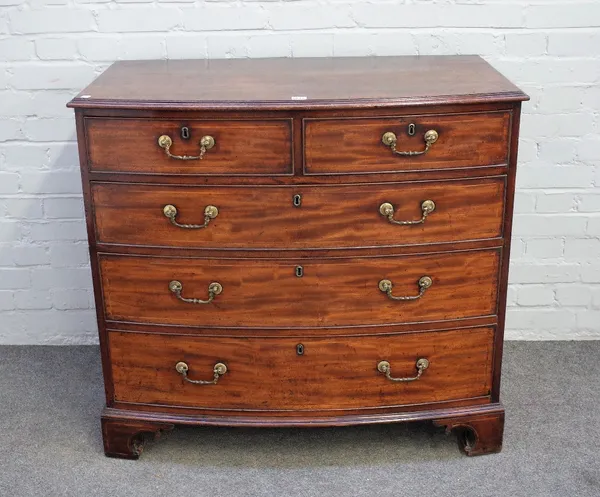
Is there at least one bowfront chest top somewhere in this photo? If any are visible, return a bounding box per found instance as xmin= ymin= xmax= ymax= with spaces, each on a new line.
xmin=68 ymin=55 xmax=528 ymax=459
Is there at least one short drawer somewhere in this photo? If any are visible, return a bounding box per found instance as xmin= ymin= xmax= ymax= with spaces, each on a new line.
xmin=109 ymin=327 xmax=494 ymax=410
xmin=304 ymin=111 xmax=510 ymax=174
xmin=85 ymin=117 xmax=293 ymax=175
xmin=92 ymin=177 xmax=505 ymax=249
xmin=99 ymin=249 xmax=499 ymax=328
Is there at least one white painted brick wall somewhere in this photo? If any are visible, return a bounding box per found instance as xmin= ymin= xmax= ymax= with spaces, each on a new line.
xmin=0 ymin=0 xmax=599 ymax=344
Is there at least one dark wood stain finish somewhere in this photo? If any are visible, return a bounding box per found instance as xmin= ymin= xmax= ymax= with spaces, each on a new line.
xmin=67 ymin=56 xmax=527 ymax=110
xmin=69 ymin=55 xmax=528 ymax=459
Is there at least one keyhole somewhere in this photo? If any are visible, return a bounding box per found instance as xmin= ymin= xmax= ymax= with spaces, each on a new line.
xmin=181 ymin=126 xmax=190 ymax=140
xmin=295 ymin=265 xmax=304 ymax=277
xmin=296 ymin=344 xmax=304 ymax=355
xmin=407 ymin=123 xmax=416 ymax=136
xmin=293 ymin=194 xmax=302 ymax=207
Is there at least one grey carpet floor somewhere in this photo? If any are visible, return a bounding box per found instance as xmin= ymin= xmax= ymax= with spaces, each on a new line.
xmin=0 ymin=342 xmax=598 ymax=497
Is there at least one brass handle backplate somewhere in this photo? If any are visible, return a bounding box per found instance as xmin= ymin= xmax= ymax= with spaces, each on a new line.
xmin=382 ymin=129 xmax=438 ymax=156
xmin=163 ymin=204 xmax=218 ymax=229
xmin=169 ymin=280 xmax=223 ymax=304
xmin=377 ymin=358 xmax=429 ymax=382
xmin=175 ymin=361 xmax=227 ymax=385
xmin=379 ymin=200 xmax=436 ymax=225
xmin=158 ymin=134 xmax=215 ymax=160
xmin=379 ymin=276 xmax=432 ymax=301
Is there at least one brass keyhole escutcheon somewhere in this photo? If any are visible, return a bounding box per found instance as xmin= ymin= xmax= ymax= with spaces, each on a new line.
xmin=181 ymin=126 xmax=190 ymax=140
xmin=293 ymin=194 xmax=302 ymax=207
xmin=407 ymin=123 xmax=416 ymax=136
xmin=295 ymin=265 xmax=304 ymax=278
xmin=296 ymin=344 xmax=304 ymax=356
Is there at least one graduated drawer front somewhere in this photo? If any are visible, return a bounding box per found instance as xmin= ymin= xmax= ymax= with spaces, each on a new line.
xmin=85 ymin=118 xmax=293 ymax=175
xmin=92 ymin=178 xmax=505 ymax=249
xmin=109 ymin=328 xmax=494 ymax=410
xmin=99 ymin=249 xmax=499 ymax=328
xmin=304 ymin=111 xmax=510 ymax=174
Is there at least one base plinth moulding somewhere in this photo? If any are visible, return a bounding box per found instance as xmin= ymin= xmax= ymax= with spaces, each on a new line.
xmin=101 ymin=404 xmax=504 ymax=459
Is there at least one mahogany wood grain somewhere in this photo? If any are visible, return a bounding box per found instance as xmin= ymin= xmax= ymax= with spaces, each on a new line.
xmin=74 ymin=111 xmax=116 ymax=406
xmin=101 ymin=416 xmax=173 ymax=459
xmin=105 ymin=319 xmax=498 ymax=338
xmin=100 ymin=402 xmax=504 ymax=457
xmin=111 ymin=396 xmax=492 ymax=418
xmin=77 ymin=101 xmax=514 ymax=120
xmin=109 ymin=327 xmax=494 ymax=410
xmin=434 ymin=408 xmax=504 ymax=456
xmin=85 ymin=117 xmax=293 ymax=175
xmin=304 ymin=111 xmax=510 ymax=174
xmin=67 ymin=56 xmax=528 ymax=111
xmin=82 ymin=104 xmax=512 ymax=185
xmin=99 ymin=249 xmax=499 ymax=328
xmin=492 ymin=103 xmax=522 ymax=402
xmin=103 ymin=403 xmax=502 ymax=427
xmin=68 ymin=56 xmax=528 ymax=459
xmin=88 ymin=165 xmax=508 ymax=186
xmin=95 ymin=239 xmax=503 ymax=261
xmin=92 ymin=177 xmax=505 ymax=250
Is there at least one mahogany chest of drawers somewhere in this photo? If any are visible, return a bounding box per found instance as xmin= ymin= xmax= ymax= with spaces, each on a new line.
xmin=68 ymin=56 xmax=528 ymax=459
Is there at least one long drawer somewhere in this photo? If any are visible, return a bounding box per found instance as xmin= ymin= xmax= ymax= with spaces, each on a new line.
xmin=109 ymin=327 xmax=494 ymax=410
xmin=92 ymin=177 xmax=505 ymax=250
xmin=304 ymin=111 xmax=510 ymax=174
xmin=85 ymin=117 xmax=293 ymax=175
xmin=99 ymin=249 xmax=500 ymax=328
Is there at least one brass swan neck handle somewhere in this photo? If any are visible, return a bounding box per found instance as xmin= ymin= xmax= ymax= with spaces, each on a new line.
xmin=158 ymin=134 xmax=215 ymax=160
xmin=163 ymin=204 xmax=218 ymax=229
xmin=379 ymin=276 xmax=432 ymax=301
xmin=169 ymin=280 xmax=223 ymax=304
xmin=382 ymin=129 xmax=438 ymax=156
xmin=379 ymin=200 xmax=435 ymax=225
xmin=175 ymin=361 xmax=227 ymax=385
xmin=377 ymin=358 xmax=429 ymax=382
